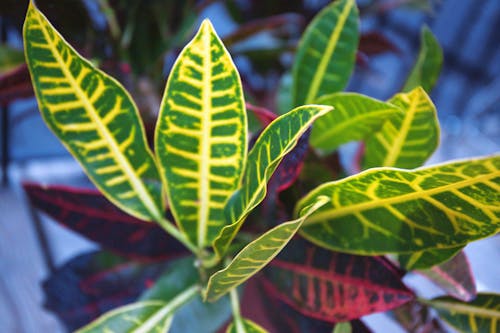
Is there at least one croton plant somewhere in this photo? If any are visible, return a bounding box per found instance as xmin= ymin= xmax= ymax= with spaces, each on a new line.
xmin=22 ymin=0 xmax=499 ymax=332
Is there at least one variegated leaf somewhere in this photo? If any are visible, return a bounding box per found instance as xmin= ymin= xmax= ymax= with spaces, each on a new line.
xmin=363 ymin=86 xmax=439 ymax=169
xmin=311 ymin=92 xmax=402 ymax=152
xmin=24 ymin=1 xmax=164 ymax=221
xmin=398 ymin=246 xmax=464 ymax=270
xmin=227 ymin=319 xmax=268 ymax=333
xmin=403 ymin=26 xmax=443 ymax=93
xmin=213 ymin=105 xmax=332 ymax=258
xmin=297 ymin=155 xmax=500 ymax=255
xmin=428 ymin=293 xmax=500 ymax=333
xmin=205 ymin=196 xmax=329 ymax=302
xmin=155 ymin=19 xmax=247 ymax=248
xmin=292 ymin=0 xmax=359 ymax=105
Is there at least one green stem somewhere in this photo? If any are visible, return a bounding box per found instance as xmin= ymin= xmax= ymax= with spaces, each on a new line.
xmin=156 ymin=217 xmax=198 ymax=254
xmin=230 ymin=288 xmax=246 ymax=333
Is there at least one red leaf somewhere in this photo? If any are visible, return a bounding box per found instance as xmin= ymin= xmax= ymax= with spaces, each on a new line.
xmin=418 ymin=251 xmax=477 ymax=302
xmin=0 ymin=64 xmax=34 ymax=106
xmin=246 ymin=102 xmax=277 ymax=127
xmin=359 ymin=32 xmax=400 ymax=56
xmin=263 ymin=238 xmax=414 ymax=323
xmin=23 ymin=182 xmax=186 ymax=261
xmin=43 ymin=251 xmax=170 ymax=331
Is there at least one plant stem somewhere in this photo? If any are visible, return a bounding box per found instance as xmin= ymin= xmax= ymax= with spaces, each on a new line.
xmin=156 ymin=217 xmax=198 ymax=254
xmin=230 ymin=288 xmax=246 ymax=333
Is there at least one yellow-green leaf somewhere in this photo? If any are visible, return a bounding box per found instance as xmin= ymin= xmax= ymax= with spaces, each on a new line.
xmin=311 ymin=92 xmax=402 ymax=152
xmin=205 ymin=196 xmax=329 ymax=302
xmin=76 ymin=286 xmax=199 ymax=333
xmin=227 ymin=318 xmax=268 ymax=333
xmin=333 ymin=322 xmax=352 ymax=333
xmin=398 ymin=246 xmax=464 ymax=270
xmin=292 ymin=0 xmax=359 ymax=105
xmin=212 ymin=105 xmax=332 ymax=258
xmin=24 ymin=1 xmax=164 ymax=221
xmin=297 ymin=155 xmax=500 ymax=255
xmin=363 ymin=86 xmax=439 ymax=169
xmin=403 ymin=26 xmax=443 ymax=93
xmin=155 ymin=19 xmax=247 ymax=248
xmin=427 ymin=293 xmax=500 ymax=333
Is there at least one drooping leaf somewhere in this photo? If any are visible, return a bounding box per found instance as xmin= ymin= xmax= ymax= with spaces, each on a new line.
xmin=297 ymin=155 xmax=500 ymax=255
xmin=155 ymin=19 xmax=247 ymax=248
xmin=24 ymin=1 xmax=164 ymax=221
xmin=213 ymin=104 xmax=332 ymax=258
xmin=43 ymin=251 xmax=169 ymax=331
xmin=403 ymin=26 xmax=443 ymax=93
xmin=393 ymin=300 xmax=447 ymax=333
xmin=363 ymin=86 xmax=439 ymax=169
xmin=310 ymin=93 xmax=401 ymax=152
xmin=227 ymin=318 xmax=268 ymax=333
xmin=23 ymin=183 xmax=186 ymax=260
xmin=418 ymin=251 xmax=477 ymax=302
xmin=292 ymin=0 xmax=359 ymax=105
xmin=205 ymin=196 xmax=329 ymax=302
xmin=262 ymin=238 xmax=413 ymax=323
xmin=398 ymin=246 xmax=463 ymax=270
xmin=427 ymin=293 xmax=500 ymax=333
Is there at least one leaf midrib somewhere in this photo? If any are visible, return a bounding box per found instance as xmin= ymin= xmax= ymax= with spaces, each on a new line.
xmin=34 ymin=9 xmax=162 ymax=221
xmin=303 ymin=171 xmax=496 ymax=225
xmin=304 ymin=0 xmax=354 ymax=104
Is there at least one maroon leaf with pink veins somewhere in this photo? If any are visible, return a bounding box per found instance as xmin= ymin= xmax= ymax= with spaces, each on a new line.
xmin=262 ymin=238 xmax=414 ymax=322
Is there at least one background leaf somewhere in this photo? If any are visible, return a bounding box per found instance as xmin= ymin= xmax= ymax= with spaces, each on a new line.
xmin=227 ymin=318 xmax=268 ymax=333
xmin=262 ymin=238 xmax=413 ymax=322
xmin=403 ymin=26 xmax=443 ymax=93
xmin=363 ymin=86 xmax=439 ymax=169
xmin=297 ymin=155 xmax=500 ymax=255
xmin=24 ymin=1 xmax=164 ymax=221
xmin=213 ymin=105 xmax=332 ymax=258
xmin=311 ymin=92 xmax=401 ymax=152
xmin=428 ymin=293 xmax=500 ymax=333
xmin=155 ymin=19 xmax=247 ymax=248
xmin=292 ymin=0 xmax=359 ymax=105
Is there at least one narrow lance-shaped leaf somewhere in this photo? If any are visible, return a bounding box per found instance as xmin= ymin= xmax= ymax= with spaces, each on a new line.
xmin=363 ymin=86 xmax=439 ymax=169
xmin=398 ymin=245 xmax=463 ymax=270
xmin=310 ymin=93 xmax=402 ymax=152
xmin=262 ymin=239 xmax=413 ymax=323
xmin=297 ymin=155 xmax=500 ymax=255
xmin=205 ymin=196 xmax=329 ymax=302
xmin=426 ymin=293 xmax=500 ymax=333
xmin=403 ymin=26 xmax=443 ymax=93
xmin=227 ymin=319 xmax=268 ymax=333
xmin=24 ymin=1 xmax=164 ymax=221
xmin=155 ymin=19 xmax=247 ymax=248
xmin=292 ymin=0 xmax=359 ymax=105
xmin=213 ymin=105 xmax=332 ymax=258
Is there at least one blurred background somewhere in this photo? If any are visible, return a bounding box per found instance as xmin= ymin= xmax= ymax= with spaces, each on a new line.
xmin=0 ymin=0 xmax=498 ymax=332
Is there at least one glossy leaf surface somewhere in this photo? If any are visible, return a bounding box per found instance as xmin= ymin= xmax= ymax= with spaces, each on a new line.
xmin=155 ymin=19 xmax=246 ymax=248
xmin=419 ymin=251 xmax=476 ymax=302
xmin=213 ymin=105 xmax=332 ymax=257
xmin=311 ymin=93 xmax=401 ymax=152
xmin=363 ymin=87 xmax=439 ymax=169
xmin=263 ymin=239 xmax=413 ymax=322
xmin=428 ymin=293 xmax=500 ymax=333
xmin=24 ymin=183 xmax=185 ymax=260
xmin=24 ymin=2 xmax=164 ymax=221
xmin=297 ymin=155 xmax=500 ymax=255
xmin=205 ymin=196 xmax=329 ymax=302
xmin=403 ymin=26 xmax=443 ymax=93
xmin=399 ymin=246 xmax=463 ymax=270
xmin=227 ymin=319 xmax=268 ymax=333
xmin=292 ymin=0 xmax=359 ymax=105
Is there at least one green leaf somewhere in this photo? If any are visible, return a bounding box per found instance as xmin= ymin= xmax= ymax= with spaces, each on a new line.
xmin=227 ymin=318 xmax=268 ymax=333
xmin=333 ymin=322 xmax=352 ymax=333
xmin=76 ymin=286 xmax=199 ymax=333
xmin=155 ymin=19 xmax=247 ymax=248
xmin=292 ymin=0 xmax=359 ymax=105
xmin=0 ymin=44 xmax=25 ymax=74
xmin=212 ymin=105 xmax=332 ymax=258
xmin=311 ymin=92 xmax=402 ymax=152
xmin=398 ymin=246 xmax=464 ymax=270
xmin=363 ymin=86 xmax=439 ymax=169
xmin=297 ymin=155 xmax=500 ymax=255
xmin=24 ymin=1 xmax=164 ymax=222
xmin=427 ymin=293 xmax=500 ymax=333
xmin=205 ymin=196 xmax=329 ymax=302
xmin=403 ymin=26 xmax=443 ymax=93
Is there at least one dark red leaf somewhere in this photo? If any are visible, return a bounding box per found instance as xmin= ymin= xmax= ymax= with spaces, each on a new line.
xmin=43 ymin=251 xmax=170 ymax=331
xmin=0 ymin=64 xmax=34 ymax=106
xmin=23 ymin=182 xmax=186 ymax=261
xmin=359 ymin=32 xmax=400 ymax=56
xmin=263 ymin=238 xmax=414 ymax=323
xmin=418 ymin=251 xmax=477 ymax=302
xmin=246 ymin=102 xmax=278 ymax=127
xmin=393 ymin=300 xmax=447 ymax=333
